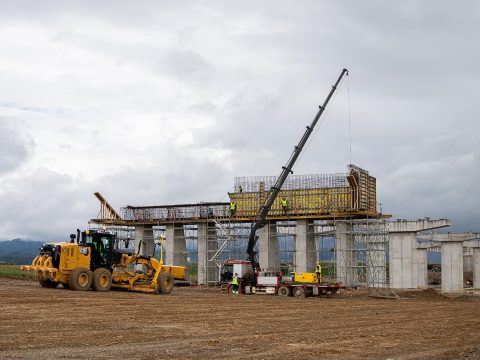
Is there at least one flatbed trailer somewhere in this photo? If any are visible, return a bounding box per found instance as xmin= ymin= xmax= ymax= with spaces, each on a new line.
xmin=243 ymin=282 xmax=342 ymax=297
xmin=222 ymin=266 xmax=342 ymax=297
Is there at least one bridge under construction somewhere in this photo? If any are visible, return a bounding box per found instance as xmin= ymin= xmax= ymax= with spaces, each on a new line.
xmin=90 ymin=164 xmax=392 ymax=288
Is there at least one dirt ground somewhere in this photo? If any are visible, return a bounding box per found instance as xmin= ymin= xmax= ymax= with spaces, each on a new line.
xmin=1 ymin=279 xmax=480 ymax=360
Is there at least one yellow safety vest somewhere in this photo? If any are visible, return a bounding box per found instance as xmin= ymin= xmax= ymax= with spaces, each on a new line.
xmin=281 ymin=199 xmax=288 ymax=207
xmin=230 ymin=202 xmax=236 ymax=210
xmin=316 ymin=263 xmax=322 ymax=273
xmin=232 ymin=276 xmax=238 ymax=285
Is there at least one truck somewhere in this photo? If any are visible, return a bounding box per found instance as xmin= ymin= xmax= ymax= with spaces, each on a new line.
xmin=223 ymin=260 xmax=341 ymax=297
xmin=226 ymin=69 xmax=348 ymax=296
xmin=21 ymin=229 xmax=186 ymax=294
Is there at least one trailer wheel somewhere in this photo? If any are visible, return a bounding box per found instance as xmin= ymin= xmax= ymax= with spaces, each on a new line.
xmin=69 ymin=267 xmax=92 ymax=291
xmin=92 ymin=268 xmax=112 ymax=292
xmin=293 ymin=287 xmax=305 ymax=297
xmin=277 ymin=286 xmax=291 ymax=297
xmin=157 ymin=272 xmax=174 ymax=294
xmin=39 ymin=279 xmax=59 ymax=288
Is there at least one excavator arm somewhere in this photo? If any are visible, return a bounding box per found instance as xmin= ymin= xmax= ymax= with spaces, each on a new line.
xmin=246 ymin=68 xmax=349 ymax=274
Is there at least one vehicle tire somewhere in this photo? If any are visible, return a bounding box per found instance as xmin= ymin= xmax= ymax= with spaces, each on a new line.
xmin=293 ymin=287 xmax=305 ymax=297
xmin=39 ymin=279 xmax=59 ymax=288
xmin=69 ymin=267 xmax=92 ymax=291
xmin=92 ymin=268 xmax=112 ymax=292
xmin=157 ymin=272 xmax=174 ymax=294
xmin=277 ymin=286 xmax=291 ymax=297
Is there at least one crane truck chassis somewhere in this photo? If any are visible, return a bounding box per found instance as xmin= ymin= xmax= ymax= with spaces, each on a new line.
xmin=21 ymin=229 xmax=186 ymax=294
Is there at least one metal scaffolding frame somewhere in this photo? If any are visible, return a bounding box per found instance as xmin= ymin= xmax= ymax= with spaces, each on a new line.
xmin=334 ymin=218 xmax=388 ymax=288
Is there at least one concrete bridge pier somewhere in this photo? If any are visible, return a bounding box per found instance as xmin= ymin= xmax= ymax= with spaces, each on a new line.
xmin=463 ymin=254 xmax=473 ymax=272
xmin=441 ymin=241 xmax=464 ymax=293
xmin=258 ymin=221 xmax=280 ymax=272
xmin=135 ymin=225 xmax=155 ymax=257
xmin=295 ymin=220 xmax=317 ymax=273
xmin=418 ymin=233 xmax=479 ymax=294
xmin=165 ymin=224 xmax=187 ymax=267
xmin=473 ymin=248 xmax=480 ymax=290
xmin=389 ymin=219 xmax=451 ymax=289
xmin=415 ymin=248 xmax=428 ymax=289
xmin=335 ymin=222 xmax=356 ymax=286
xmin=197 ymin=222 xmax=218 ymax=285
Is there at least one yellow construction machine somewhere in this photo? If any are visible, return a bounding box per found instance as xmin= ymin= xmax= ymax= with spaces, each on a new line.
xmin=21 ymin=229 xmax=186 ymax=294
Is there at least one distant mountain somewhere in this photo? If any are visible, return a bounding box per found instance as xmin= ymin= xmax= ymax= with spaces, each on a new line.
xmin=0 ymin=239 xmax=44 ymax=265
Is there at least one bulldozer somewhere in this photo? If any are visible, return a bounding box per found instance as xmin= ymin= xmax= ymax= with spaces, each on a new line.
xmin=21 ymin=229 xmax=186 ymax=294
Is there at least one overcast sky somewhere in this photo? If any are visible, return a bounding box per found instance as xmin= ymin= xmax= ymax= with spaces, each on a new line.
xmin=0 ymin=1 xmax=479 ymax=241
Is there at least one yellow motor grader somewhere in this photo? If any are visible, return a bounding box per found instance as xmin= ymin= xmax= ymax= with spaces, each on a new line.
xmin=21 ymin=230 xmax=186 ymax=294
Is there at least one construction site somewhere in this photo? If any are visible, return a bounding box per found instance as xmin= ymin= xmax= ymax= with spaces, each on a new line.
xmin=3 ymin=69 xmax=480 ymax=359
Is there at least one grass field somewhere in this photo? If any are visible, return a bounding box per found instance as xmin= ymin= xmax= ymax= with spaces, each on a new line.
xmin=0 ymin=264 xmax=37 ymax=280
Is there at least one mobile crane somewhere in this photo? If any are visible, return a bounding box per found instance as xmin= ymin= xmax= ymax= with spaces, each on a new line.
xmin=230 ymin=68 xmax=348 ymax=297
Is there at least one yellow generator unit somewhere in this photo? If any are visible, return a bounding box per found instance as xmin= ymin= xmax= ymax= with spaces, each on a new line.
xmin=291 ymin=272 xmax=320 ymax=284
xmin=21 ymin=230 xmax=186 ymax=294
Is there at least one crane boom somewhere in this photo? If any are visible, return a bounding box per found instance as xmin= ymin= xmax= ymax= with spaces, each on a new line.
xmin=246 ymin=68 xmax=349 ymax=273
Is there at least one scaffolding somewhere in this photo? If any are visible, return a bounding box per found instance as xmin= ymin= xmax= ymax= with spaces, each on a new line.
xmin=335 ymin=218 xmax=389 ymax=288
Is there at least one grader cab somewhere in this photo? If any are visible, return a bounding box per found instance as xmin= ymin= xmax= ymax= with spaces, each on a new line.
xmin=21 ymin=230 xmax=186 ymax=294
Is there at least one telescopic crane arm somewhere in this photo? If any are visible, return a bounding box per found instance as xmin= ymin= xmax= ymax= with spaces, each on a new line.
xmin=246 ymin=68 xmax=349 ymax=273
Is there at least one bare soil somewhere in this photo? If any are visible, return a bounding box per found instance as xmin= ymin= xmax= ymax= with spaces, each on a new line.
xmin=1 ymin=278 xmax=480 ymax=360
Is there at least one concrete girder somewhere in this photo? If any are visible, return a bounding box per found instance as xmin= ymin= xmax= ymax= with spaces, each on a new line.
xmin=389 ymin=219 xmax=451 ymax=233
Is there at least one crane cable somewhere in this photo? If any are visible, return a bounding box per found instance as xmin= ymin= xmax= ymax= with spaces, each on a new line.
xmin=348 ymin=71 xmax=352 ymax=164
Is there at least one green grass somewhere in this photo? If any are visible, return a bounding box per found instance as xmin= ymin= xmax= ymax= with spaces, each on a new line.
xmin=0 ymin=264 xmax=37 ymax=280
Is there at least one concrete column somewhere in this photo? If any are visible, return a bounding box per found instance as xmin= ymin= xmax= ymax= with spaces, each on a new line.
xmin=258 ymin=221 xmax=279 ymax=272
xmin=415 ymin=248 xmax=428 ymax=289
xmin=165 ymin=224 xmax=186 ymax=266
xmin=335 ymin=222 xmax=356 ymax=286
xmin=134 ymin=225 xmax=155 ymax=272
xmin=463 ymin=254 xmax=473 ymax=272
xmin=388 ymin=233 xmax=416 ymax=289
xmin=135 ymin=225 xmax=155 ymax=257
xmin=295 ymin=220 xmax=316 ymax=273
xmin=441 ymin=241 xmax=464 ymax=294
xmin=473 ymin=248 xmax=480 ymax=289
xmin=197 ymin=222 xmax=218 ymax=286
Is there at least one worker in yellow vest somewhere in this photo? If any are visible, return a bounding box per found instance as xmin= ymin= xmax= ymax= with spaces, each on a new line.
xmin=315 ymin=262 xmax=322 ymax=283
xmin=281 ymin=198 xmax=288 ymax=213
xmin=229 ymin=201 xmax=236 ymax=215
xmin=231 ymin=273 xmax=239 ymax=294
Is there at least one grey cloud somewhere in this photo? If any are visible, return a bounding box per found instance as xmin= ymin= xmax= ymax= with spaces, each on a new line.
xmin=0 ymin=120 xmax=34 ymax=175
xmin=0 ymin=167 xmax=96 ymax=241
xmin=0 ymin=1 xmax=479 ymax=242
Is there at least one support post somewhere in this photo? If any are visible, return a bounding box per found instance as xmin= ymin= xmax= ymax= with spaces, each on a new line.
xmin=197 ymin=222 xmax=218 ymax=286
xmin=473 ymin=248 xmax=480 ymax=290
xmin=258 ymin=221 xmax=279 ymax=272
xmin=335 ymin=222 xmax=355 ymax=286
xmin=165 ymin=224 xmax=187 ymax=266
xmin=415 ymin=248 xmax=428 ymax=289
xmin=441 ymin=241 xmax=464 ymax=294
xmin=295 ymin=220 xmax=316 ymax=273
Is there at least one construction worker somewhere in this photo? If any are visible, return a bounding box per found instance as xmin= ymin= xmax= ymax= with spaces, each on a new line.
xmin=231 ymin=273 xmax=239 ymax=294
xmin=315 ymin=261 xmax=322 ymax=283
xmin=229 ymin=201 xmax=236 ymax=215
xmin=281 ymin=197 xmax=288 ymax=213
xmin=239 ymin=185 xmax=243 ymax=193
